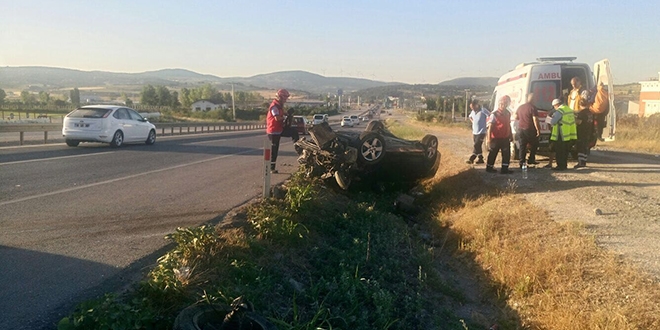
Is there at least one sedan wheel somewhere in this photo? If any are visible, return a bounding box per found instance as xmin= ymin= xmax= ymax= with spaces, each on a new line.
xmin=421 ymin=135 xmax=438 ymax=161
xmin=145 ymin=130 xmax=156 ymax=145
xmin=110 ymin=130 xmax=124 ymax=148
xmin=358 ymin=132 xmax=386 ymax=165
xmin=65 ymin=140 xmax=80 ymax=147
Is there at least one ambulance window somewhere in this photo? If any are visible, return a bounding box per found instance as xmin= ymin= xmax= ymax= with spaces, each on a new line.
xmin=531 ymin=81 xmax=559 ymax=111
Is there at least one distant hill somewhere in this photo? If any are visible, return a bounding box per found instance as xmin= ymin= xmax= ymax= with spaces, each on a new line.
xmin=0 ymin=67 xmax=397 ymax=95
xmin=439 ymin=77 xmax=498 ymax=87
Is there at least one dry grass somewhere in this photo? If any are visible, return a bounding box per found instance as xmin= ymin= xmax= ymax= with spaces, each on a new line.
xmin=423 ymin=143 xmax=660 ymax=329
xmin=609 ymin=126 xmax=660 ymax=154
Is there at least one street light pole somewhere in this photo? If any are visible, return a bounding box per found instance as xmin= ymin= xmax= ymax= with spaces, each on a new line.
xmin=464 ymin=89 xmax=470 ymax=120
xmin=231 ymin=83 xmax=236 ymax=120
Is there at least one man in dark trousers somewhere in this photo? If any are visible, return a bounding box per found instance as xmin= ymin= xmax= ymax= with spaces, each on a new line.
xmin=486 ymin=95 xmax=514 ymax=174
xmin=467 ymin=99 xmax=490 ymax=164
xmin=549 ymin=98 xmax=577 ymax=171
xmin=514 ymin=93 xmax=540 ymax=167
xmin=266 ymin=89 xmax=299 ymax=173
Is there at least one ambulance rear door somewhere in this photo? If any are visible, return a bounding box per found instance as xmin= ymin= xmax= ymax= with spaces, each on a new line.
xmin=594 ymin=59 xmax=615 ymax=140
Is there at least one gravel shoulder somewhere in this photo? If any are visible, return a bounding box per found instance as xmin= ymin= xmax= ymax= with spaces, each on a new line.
xmin=430 ymin=124 xmax=660 ymax=279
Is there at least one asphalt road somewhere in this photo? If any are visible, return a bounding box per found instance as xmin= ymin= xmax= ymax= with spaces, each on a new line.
xmin=0 ymin=130 xmax=302 ymax=329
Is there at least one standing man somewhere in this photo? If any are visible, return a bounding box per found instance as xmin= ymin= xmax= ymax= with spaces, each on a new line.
xmin=267 ymin=89 xmax=299 ymax=174
xmin=549 ymin=98 xmax=577 ymax=171
xmin=466 ymin=99 xmax=490 ymax=164
xmin=486 ymin=95 xmax=514 ymax=174
xmin=567 ymin=77 xmax=585 ymax=111
xmin=514 ymin=93 xmax=540 ymax=167
xmin=574 ymin=92 xmax=595 ymax=168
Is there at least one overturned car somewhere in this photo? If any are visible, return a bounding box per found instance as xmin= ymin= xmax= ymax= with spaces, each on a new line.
xmin=294 ymin=121 xmax=440 ymax=190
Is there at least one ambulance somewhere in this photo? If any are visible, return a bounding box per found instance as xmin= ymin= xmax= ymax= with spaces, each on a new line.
xmin=490 ymin=57 xmax=615 ymax=159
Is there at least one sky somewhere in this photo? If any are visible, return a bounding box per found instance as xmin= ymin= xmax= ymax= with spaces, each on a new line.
xmin=1 ymin=0 xmax=659 ymax=84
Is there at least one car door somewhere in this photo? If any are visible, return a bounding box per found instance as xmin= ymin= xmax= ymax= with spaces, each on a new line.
xmin=127 ymin=108 xmax=150 ymax=141
xmin=113 ymin=108 xmax=135 ymax=140
xmin=593 ymin=59 xmax=615 ymax=140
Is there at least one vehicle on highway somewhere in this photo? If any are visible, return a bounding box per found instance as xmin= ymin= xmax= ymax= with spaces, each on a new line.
xmin=62 ymin=105 xmax=157 ymax=147
xmin=291 ymin=116 xmax=309 ymax=135
xmin=312 ymin=114 xmax=328 ymax=125
xmin=350 ymin=115 xmax=360 ymax=126
xmin=294 ymin=121 xmax=440 ymax=190
xmin=341 ymin=116 xmax=353 ymax=127
xmin=491 ymin=57 xmax=614 ymax=159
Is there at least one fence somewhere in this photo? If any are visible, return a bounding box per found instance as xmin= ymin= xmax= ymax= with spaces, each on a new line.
xmin=0 ymin=121 xmax=266 ymax=146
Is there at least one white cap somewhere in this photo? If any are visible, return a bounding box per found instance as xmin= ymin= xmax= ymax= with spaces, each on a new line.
xmin=551 ymin=99 xmax=562 ymax=106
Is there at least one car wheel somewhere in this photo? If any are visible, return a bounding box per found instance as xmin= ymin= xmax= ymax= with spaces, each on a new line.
xmin=334 ymin=170 xmax=351 ymax=190
xmin=65 ymin=140 xmax=80 ymax=147
xmin=365 ymin=120 xmax=385 ymax=133
xmin=357 ymin=132 xmax=386 ymax=165
xmin=145 ymin=129 xmax=156 ymax=145
xmin=421 ymin=135 xmax=438 ymax=161
xmin=110 ymin=130 xmax=124 ymax=148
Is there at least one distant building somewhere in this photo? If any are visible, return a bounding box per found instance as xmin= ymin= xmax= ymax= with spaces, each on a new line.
xmin=638 ymin=72 xmax=660 ymax=117
xmin=191 ymin=100 xmax=227 ymax=112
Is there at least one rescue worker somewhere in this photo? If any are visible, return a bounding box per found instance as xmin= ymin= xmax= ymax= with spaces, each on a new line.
xmin=266 ymin=89 xmax=299 ymax=173
xmin=514 ymin=93 xmax=540 ymax=167
xmin=549 ymin=98 xmax=578 ymax=171
xmin=466 ymin=99 xmax=490 ymax=164
xmin=486 ymin=95 xmax=514 ymax=174
xmin=566 ymin=76 xmax=585 ymax=111
xmin=590 ymin=82 xmax=610 ymax=141
xmin=574 ymin=92 xmax=594 ymax=168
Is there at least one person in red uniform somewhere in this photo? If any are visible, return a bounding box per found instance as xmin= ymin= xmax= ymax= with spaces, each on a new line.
xmin=486 ymin=95 xmax=514 ymax=174
xmin=267 ymin=89 xmax=299 ymax=173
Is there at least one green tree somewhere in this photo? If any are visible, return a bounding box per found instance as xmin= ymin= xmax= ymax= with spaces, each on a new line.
xmin=425 ymin=98 xmax=437 ymax=110
xmin=38 ymin=91 xmax=50 ymax=104
xmin=0 ymin=88 xmax=6 ymax=105
xmin=140 ymin=85 xmax=157 ymax=105
xmin=70 ymin=88 xmax=80 ymax=106
xmin=155 ymin=86 xmax=171 ymax=106
xmin=21 ymin=91 xmax=36 ymax=105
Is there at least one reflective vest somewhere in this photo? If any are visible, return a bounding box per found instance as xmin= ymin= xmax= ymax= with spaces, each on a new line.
xmin=551 ymin=105 xmax=577 ymax=141
xmin=266 ymin=99 xmax=284 ymax=134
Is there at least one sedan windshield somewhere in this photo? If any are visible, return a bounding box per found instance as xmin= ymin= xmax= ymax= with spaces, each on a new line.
xmin=68 ymin=108 xmax=112 ymax=118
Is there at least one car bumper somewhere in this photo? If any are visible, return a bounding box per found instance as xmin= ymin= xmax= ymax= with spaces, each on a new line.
xmin=62 ymin=129 xmax=114 ymax=143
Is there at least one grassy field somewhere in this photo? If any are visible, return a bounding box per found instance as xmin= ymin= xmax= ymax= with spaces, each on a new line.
xmin=58 ymin=122 xmax=660 ymax=329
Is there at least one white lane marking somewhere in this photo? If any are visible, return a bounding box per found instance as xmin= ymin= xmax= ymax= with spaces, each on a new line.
xmin=0 ymin=149 xmax=259 ymax=207
xmin=0 ymin=151 xmax=115 ymax=166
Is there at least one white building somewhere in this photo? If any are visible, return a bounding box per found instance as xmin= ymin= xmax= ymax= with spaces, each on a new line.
xmin=191 ymin=100 xmax=227 ymax=112
xmin=639 ymin=72 xmax=660 ymax=117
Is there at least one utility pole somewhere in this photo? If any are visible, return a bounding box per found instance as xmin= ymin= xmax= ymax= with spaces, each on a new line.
xmin=231 ymin=83 xmax=236 ymax=120
xmin=464 ymin=89 xmax=470 ymax=120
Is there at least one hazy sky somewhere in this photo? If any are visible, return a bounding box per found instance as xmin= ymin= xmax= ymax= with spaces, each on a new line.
xmin=2 ymin=0 xmax=658 ymax=84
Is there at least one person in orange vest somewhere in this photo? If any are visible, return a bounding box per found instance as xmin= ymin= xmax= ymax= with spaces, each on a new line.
xmin=486 ymin=95 xmax=514 ymax=174
xmin=266 ymin=89 xmax=299 ymax=173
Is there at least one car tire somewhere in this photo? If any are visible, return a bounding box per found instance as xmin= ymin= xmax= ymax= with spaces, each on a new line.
xmin=357 ymin=132 xmax=386 ymax=165
xmin=110 ymin=130 xmax=123 ymax=148
xmin=65 ymin=140 xmax=80 ymax=147
xmin=421 ymin=135 xmax=438 ymax=162
xmin=334 ymin=170 xmax=351 ymax=190
xmin=365 ymin=120 xmax=385 ymax=133
xmin=145 ymin=129 xmax=156 ymax=145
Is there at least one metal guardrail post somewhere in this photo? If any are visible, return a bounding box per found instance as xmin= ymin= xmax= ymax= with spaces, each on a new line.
xmin=44 ymin=131 xmax=48 ymax=144
xmin=20 ymin=132 xmax=24 ymax=145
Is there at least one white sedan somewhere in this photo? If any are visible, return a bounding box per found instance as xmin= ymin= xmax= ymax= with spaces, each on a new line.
xmin=62 ymin=105 xmax=157 ymax=147
xmin=340 ymin=116 xmax=353 ymax=127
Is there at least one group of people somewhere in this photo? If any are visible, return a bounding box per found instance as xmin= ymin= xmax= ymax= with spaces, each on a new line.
xmin=468 ymin=76 xmax=609 ymax=173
